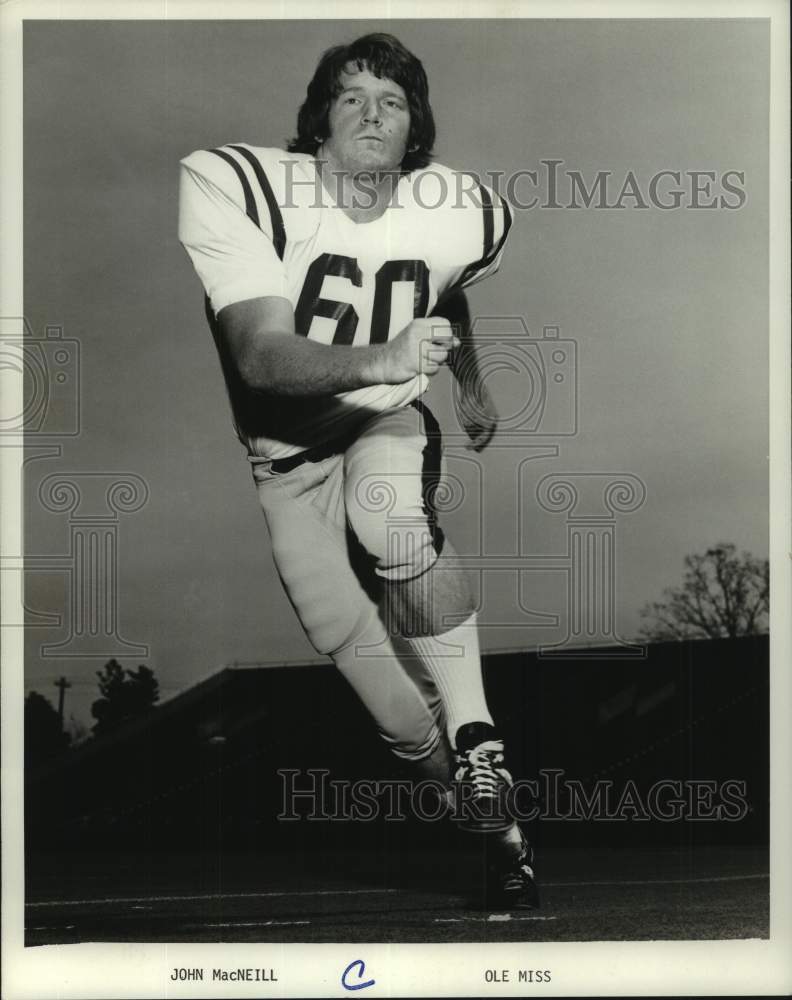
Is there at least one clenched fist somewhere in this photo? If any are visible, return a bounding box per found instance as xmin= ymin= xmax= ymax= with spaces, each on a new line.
xmin=375 ymin=317 xmax=461 ymax=384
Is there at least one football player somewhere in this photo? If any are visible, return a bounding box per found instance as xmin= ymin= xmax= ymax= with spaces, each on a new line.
xmin=179 ymin=32 xmax=538 ymax=909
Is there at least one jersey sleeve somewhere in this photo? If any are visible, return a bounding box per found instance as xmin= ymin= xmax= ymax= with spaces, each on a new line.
xmin=414 ymin=165 xmax=514 ymax=302
xmin=451 ymin=182 xmax=513 ymax=294
xmin=178 ymin=146 xmax=288 ymax=314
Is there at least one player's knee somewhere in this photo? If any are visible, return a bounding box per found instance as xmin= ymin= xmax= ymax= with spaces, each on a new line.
xmin=345 ymin=483 xmax=440 ymax=582
xmin=358 ymin=519 xmax=439 ymax=582
xmin=270 ymin=541 xmax=370 ymax=655
xmin=303 ymin=610 xmax=363 ymax=656
xmin=381 ymin=721 xmax=443 ymax=762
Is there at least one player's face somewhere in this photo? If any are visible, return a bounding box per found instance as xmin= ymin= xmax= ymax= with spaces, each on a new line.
xmin=324 ymin=66 xmax=411 ymax=174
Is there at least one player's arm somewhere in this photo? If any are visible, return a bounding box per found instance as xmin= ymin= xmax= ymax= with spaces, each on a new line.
xmin=218 ymin=296 xmax=459 ymax=397
xmin=432 ymin=290 xmax=498 ymax=452
xmin=428 ymin=176 xmax=512 ymax=450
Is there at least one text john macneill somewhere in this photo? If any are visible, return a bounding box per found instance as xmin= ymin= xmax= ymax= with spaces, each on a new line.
xmin=170 ymin=968 xmax=278 ymax=982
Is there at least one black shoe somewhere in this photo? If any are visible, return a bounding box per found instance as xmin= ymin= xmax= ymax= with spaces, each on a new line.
xmin=452 ymin=722 xmax=514 ymax=832
xmin=485 ymin=841 xmax=540 ymax=911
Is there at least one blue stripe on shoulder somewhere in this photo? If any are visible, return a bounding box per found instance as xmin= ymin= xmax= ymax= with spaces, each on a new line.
xmin=228 ymin=145 xmax=287 ymax=261
xmin=209 ymin=147 xmax=260 ymax=228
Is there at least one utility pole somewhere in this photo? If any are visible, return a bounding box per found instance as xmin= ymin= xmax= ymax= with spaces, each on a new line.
xmin=54 ymin=676 xmax=71 ymax=731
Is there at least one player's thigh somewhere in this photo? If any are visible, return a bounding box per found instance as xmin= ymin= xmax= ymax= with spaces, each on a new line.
xmin=343 ymin=403 xmax=443 ymax=580
xmin=252 ymin=460 xmax=374 ymax=655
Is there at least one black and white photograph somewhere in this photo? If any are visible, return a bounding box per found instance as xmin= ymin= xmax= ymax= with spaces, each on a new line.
xmin=1 ymin=1 xmax=790 ymax=997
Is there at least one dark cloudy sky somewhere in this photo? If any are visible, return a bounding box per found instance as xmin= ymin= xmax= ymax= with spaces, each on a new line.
xmin=22 ymin=18 xmax=769 ymax=727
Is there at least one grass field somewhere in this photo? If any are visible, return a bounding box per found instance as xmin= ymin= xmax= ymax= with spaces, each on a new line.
xmin=25 ymin=843 xmax=768 ymax=945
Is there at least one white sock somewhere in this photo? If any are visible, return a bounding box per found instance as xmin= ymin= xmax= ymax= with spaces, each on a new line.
xmin=404 ymin=611 xmax=493 ymax=749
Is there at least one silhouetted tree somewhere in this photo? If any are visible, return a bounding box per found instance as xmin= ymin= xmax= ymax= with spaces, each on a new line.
xmin=91 ymin=660 xmax=159 ymax=736
xmin=25 ymin=691 xmax=70 ymax=765
xmin=639 ymin=543 xmax=769 ymax=641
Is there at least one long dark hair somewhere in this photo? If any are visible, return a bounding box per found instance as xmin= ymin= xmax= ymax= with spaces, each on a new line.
xmin=287 ymin=33 xmax=435 ymax=173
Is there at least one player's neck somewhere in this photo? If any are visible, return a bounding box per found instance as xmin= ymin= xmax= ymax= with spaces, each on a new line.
xmin=314 ymin=153 xmax=401 ymax=225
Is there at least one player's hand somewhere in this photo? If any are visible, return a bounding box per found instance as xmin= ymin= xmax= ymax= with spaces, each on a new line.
xmin=377 ymin=318 xmax=461 ymax=384
xmin=453 ymin=372 xmax=499 ymax=452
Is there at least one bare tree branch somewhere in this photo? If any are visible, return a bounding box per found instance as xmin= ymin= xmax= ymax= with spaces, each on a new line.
xmin=639 ymin=543 xmax=769 ymax=642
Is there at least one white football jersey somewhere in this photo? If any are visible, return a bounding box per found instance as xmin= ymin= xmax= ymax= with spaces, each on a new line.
xmin=179 ymin=144 xmax=512 ymax=459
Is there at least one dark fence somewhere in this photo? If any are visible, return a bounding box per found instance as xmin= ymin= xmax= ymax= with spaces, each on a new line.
xmin=26 ymin=636 xmax=769 ymax=853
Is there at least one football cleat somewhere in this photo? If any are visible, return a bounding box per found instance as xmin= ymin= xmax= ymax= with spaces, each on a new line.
xmin=485 ymin=841 xmax=540 ymax=910
xmin=452 ymin=721 xmax=514 ymax=833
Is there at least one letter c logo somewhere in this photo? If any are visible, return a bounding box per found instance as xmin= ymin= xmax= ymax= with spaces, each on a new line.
xmin=342 ymin=959 xmax=375 ymax=991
